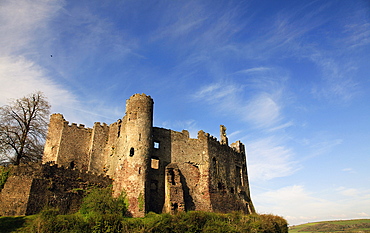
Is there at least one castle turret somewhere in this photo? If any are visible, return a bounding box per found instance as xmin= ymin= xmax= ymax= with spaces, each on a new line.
xmin=113 ymin=93 xmax=154 ymax=217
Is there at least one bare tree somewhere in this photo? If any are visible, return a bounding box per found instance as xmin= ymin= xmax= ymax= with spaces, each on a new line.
xmin=0 ymin=92 xmax=50 ymax=165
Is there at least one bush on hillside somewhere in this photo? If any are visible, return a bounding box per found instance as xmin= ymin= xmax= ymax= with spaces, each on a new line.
xmin=9 ymin=187 xmax=287 ymax=233
xmin=11 ymin=210 xmax=287 ymax=233
xmin=80 ymin=187 xmax=128 ymax=217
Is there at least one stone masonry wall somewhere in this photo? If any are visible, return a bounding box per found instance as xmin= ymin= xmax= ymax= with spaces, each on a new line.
xmin=57 ymin=123 xmax=92 ymax=171
xmin=0 ymin=163 xmax=112 ymax=216
xmin=170 ymin=130 xmax=212 ymax=212
xmin=88 ymin=122 xmax=109 ymax=174
xmin=152 ymin=128 xmax=212 ymax=213
xmin=43 ymin=114 xmax=94 ymax=172
xmin=113 ymin=94 xmax=154 ymax=217
xmin=0 ymin=175 xmax=33 ymax=216
xmin=207 ymin=137 xmax=254 ymax=214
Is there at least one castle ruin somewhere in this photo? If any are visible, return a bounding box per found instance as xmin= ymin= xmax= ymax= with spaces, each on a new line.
xmin=1 ymin=93 xmax=255 ymax=217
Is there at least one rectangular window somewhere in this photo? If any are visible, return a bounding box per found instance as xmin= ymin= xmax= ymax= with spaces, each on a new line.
xmin=151 ymin=157 xmax=160 ymax=169
xmin=154 ymin=141 xmax=160 ymax=149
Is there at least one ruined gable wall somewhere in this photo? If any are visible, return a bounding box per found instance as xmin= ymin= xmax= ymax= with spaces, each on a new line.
xmin=150 ymin=127 xmax=172 ymax=213
xmin=207 ymin=138 xmax=253 ymax=213
xmin=100 ymin=120 xmax=121 ymax=177
xmin=168 ymin=129 xmax=212 ymax=212
xmin=153 ymin=128 xmax=248 ymax=213
xmin=87 ymin=122 xmax=109 ymax=174
xmin=43 ymin=114 xmax=65 ymax=163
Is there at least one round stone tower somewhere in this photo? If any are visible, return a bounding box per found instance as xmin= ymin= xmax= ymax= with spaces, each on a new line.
xmin=113 ymin=93 xmax=154 ymax=217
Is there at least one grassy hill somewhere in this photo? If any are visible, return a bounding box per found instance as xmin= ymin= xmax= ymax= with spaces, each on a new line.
xmin=289 ymin=219 xmax=370 ymax=233
xmin=0 ymin=211 xmax=288 ymax=233
xmin=0 ymin=188 xmax=288 ymax=232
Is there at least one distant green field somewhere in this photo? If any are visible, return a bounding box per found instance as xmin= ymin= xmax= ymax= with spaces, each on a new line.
xmin=289 ymin=219 xmax=370 ymax=233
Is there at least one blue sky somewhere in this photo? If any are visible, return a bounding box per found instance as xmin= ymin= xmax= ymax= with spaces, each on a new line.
xmin=1 ymin=0 xmax=369 ymax=225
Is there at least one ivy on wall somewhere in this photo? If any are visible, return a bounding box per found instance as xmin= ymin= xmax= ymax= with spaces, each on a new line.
xmin=0 ymin=167 xmax=10 ymax=191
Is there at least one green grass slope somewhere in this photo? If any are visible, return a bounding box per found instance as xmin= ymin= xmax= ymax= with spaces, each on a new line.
xmin=0 ymin=188 xmax=287 ymax=232
xmin=289 ymin=219 xmax=370 ymax=233
xmin=0 ymin=211 xmax=288 ymax=233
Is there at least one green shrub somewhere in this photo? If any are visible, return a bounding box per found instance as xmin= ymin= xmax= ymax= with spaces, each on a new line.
xmin=0 ymin=216 xmax=27 ymax=233
xmin=13 ymin=207 xmax=287 ymax=233
xmin=80 ymin=187 xmax=128 ymax=217
xmin=89 ymin=214 xmax=124 ymax=233
xmin=17 ymin=208 xmax=88 ymax=233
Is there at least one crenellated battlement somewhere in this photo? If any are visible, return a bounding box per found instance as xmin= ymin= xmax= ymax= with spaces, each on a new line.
xmin=67 ymin=122 xmax=91 ymax=130
xmin=94 ymin=122 xmax=109 ymax=128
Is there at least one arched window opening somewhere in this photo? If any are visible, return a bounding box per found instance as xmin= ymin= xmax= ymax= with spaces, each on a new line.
xmin=69 ymin=161 xmax=75 ymax=169
xmin=129 ymin=147 xmax=134 ymax=157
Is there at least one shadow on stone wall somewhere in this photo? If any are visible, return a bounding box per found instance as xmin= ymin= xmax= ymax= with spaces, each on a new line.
xmin=0 ymin=162 xmax=112 ymax=216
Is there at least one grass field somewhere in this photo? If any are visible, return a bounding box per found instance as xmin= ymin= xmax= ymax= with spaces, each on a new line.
xmin=289 ymin=219 xmax=370 ymax=233
xmin=0 ymin=211 xmax=288 ymax=233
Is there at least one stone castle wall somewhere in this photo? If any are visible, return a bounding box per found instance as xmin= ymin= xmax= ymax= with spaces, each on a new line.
xmin=43 ymin=114 xmax=93 ymax=171
xmin=150 ymin=127 xmax=212 ymax=213
xmin=0 ymin=163 xmax=112 ymax=216
xmin=2 ymin=93 xmax=255 ymax=217
xmin=0 ymin=175 xmax=33 ymax=216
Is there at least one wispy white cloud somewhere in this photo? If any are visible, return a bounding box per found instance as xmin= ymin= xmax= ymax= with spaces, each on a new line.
xmin=310 ymin=54 xmax=359 ymax=103
xmin=0 ymin=56 xmax=76 ymax=109
xmin=0 ymin=0 xmax=137 ymax=127
xmin=227 ymin=130 xmax=242 ymax=142
xmin=0 ymin=0 xmax=81 ymax=123
xmin=254 ymin=185 xmax=335 ymax=225
xmin=217 ymin=1 xmax=366 ymax=105
xmin=268 ymin=121 xmax=295 ymax=132
xmin=193 ymin=66 xmax=291 ymax=130
xmin=343 ymin=22 xmax=370 ymax=48
xmin=247 ymin=136 xmax=299 ymax=181
xmin=0 ymin=0 xmax=75 ymax=107
xmin=235 ymin=67 xmax=271 ymax=75
xmin=342 ymin=168 xmax=356 ymax=174
xmin=151 ymin=0 xmax=248 ymax=54
xmin=0 ymin=0 xmax=64 ymax=55
xmin=244 ymin=93 xmax=281 ymax=129
xmin=298 ymin=132 xmax=343 ymax=161
xmin=254 ymin=185 xmax=370 ymax=225
xmin=336 ymin=187 xmax=361 ymax=197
